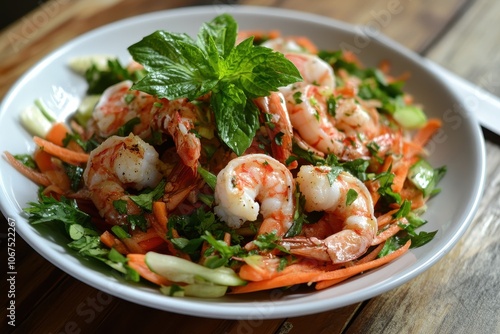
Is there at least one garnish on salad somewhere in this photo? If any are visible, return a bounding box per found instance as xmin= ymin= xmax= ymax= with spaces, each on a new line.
xmin=6 ymin=14 xmax=445 ymax=298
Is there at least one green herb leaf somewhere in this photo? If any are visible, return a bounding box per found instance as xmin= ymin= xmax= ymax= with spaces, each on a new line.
xmin=14 ymin=154 xmax=37 ymax=169
xmin=23 ymin=194 xmax=139 ymax=281
xmin=129 ymin=178 xmax=167 ymax=211
xmin=128 ymin=14 xmax=301 ymax=155
xmin=346 ymin=189 xmax=358 ymax=206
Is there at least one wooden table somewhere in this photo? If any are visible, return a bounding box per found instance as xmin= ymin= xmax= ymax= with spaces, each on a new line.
xmin=1 ymin=1 xmax=499 ymax=333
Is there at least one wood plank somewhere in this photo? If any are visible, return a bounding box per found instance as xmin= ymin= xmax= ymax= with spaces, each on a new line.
xmin=239 ymin=0 xmax=470 ymax=53
xmin=425 ymin=0 xmax=500 ymax=96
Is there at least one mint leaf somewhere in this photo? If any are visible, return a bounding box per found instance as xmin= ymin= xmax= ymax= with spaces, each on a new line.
xmin=128 ymin=14 xmax=301 ymax=155
xmin=211 ymin=81 xmax=260 ymax=155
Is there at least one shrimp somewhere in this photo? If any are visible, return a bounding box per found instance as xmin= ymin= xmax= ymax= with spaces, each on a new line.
xmin=285 ymin=84 xmax=372 ymax=160
xmin=283 ymin=53 xmax=335 ymax=90
xmin=89 ymin=80 xmax=201 ymax=169
xmin=253 ymin=92 xmax=295 ymax=168
xmin=83 ymin=134 xmax=163 ymax=225
xmin=280 ymin=165 xmax=377 ymax=264
xmin=91 ymin=80 xmax=156 ymax=139
xmin=150 ymin=97 xmax=201 ymax=170
xmin=213 ymin=153 xmax=295 ymax=236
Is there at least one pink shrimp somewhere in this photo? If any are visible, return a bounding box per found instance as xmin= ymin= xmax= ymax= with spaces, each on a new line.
xmin=280 ymin=165 xmax=377 ymax=264
xmin=88 ymin=80 xmax=201 ymax=169
xmin=83 ymin=134 xmax=163 ymax=225
xmin=213 ymin=153 xmax=295 ymax=236
xmin=253 ymin=92 xmax=296 ymax=168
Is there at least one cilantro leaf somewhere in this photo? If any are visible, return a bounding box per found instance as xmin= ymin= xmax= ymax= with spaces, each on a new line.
xmin=129 ymin=178 xmax=166 ymax=211
xmin=128 ymin=14 xmax=302 ymax=155
xmin=23 ymin=194 xmax=139 ymax=281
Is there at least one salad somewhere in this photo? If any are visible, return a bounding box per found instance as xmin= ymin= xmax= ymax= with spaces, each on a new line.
xmin=5 ymin=14 xmax=445 ymax=298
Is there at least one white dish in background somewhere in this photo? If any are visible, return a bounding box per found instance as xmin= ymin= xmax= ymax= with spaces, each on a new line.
xmin=0 ymin=6 xmax=485 ymax=319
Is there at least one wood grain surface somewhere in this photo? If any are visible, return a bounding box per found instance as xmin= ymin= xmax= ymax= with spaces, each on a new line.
xmin=1 ymin=0 xmax=499 ymax=333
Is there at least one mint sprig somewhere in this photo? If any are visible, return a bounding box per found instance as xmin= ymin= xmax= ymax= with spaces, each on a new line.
xmin=128 ymin=14 xmax=302 ymax=155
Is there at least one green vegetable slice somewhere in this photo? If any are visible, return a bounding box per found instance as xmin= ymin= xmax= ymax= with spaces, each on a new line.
xmin=408 ymin=159 xmax=436 ymax=197
xmin=145 ymin=251 xmax=246 ymax=286
xmin=393 ymin=105 xmax=427 ymax=129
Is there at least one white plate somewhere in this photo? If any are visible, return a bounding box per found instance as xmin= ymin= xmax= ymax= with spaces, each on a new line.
xmin=0 ymin=5 xmax=485 ymax=319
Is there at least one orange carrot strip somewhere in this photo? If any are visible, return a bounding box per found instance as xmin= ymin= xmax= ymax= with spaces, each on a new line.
xmin=127 ymin=254 xmax=172 ymax=286
xmin=357 ymin=243 xmax=386 ymax=265
xmin=100 ymin=230 xmax=117 ymax=248
xmin=376 ymin=209 xmax=399 ymax=228
xmin=33 ymin=148 xmax=56 ymax=172
xmin=412 ymin=118 xmax=442 ymax=149
xmin=391 ymin=158 xmax=414 ymax=193
xmin=44 ymin=169 xmax=71 ymax=192
xmin=153 ymin=201 xmax=168 ymax=230
xmin=100 ymin=231 xmax=129 ymax=254
xmin=372 ymin=224 xmax=402 ymax=246
xmin=33 ymin=136 xmax=89 ymax=164
xmin=230 ymin=271 xmax=321 ymax=294
xmin=138 ymin=237 xmax=165 ymax=252
xmin=45 ymin=122 xmax=71 ymax=146
xmin=315 ymin=240 xmax=411 ymax=282
xmin=314 ymin=277 xmax=350 ymax=290
xmin=4 ymin=151 xmax=51 ymax=186
xmin=232 ymin=240 xmax=411 ymax=294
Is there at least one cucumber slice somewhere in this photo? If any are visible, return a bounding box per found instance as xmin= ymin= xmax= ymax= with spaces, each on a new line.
xmin=408 ymin=159 xmax=435 ymax=197
xmin=393 ymin=105 xmax=427 ymax=129
xmin=145 ymin=252 xmax=246 ymax=286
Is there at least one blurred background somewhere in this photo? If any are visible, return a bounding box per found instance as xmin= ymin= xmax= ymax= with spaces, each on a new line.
xmin=1 ymin=1 xmax=46 ymax=29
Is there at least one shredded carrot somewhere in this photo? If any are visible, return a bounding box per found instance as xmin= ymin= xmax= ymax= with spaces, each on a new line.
xmin=100 ymin=230 xmax=128 ymax=254
xmin=33 ymin=148 xmax=56 ymax=172
xmin=230 ymin=271 xmax=321 ymax=294
xmin=4 ymin=151 xmax=51 ymax=186
xmin=45 ymin=122 xmax=71 ymax=146
xmin=412 ymin=118 xmax=442 ymax=149
xmin=314 ymin=244 xmax=384 ymax=291
xmin=138 ymin=237 xmax=165 ymax=252
xmin=231 ymin=240 xmax=411 ymax=294
xmin=371 ymin=224 xmax=402 ymax=246
xmin=33 ymin=136 xmax=89 ymax=165
xmin=127 ymin=254 xmax=172 ymax=286
xmin=315 ymin=240 xmax=411 ymax=281
xmin=153 ymin=201 xmax=168 ymax=229
xmin=376 ymin=209 xmax=400 ymax=228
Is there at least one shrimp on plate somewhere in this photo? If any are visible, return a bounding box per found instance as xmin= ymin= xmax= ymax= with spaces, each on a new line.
xmin=90 ymin=80 xmax=156 ymax=139
xmin=280 ymin=165 xmax=378 ymax=264
xmin=253 ymin=92 xmax=295 ymax=168
xmin=88 ymin=80 xmax=201 ymax=169
xmin=213 ymin=153 xmax=295 ymax=237
xmin=83 ymin=133 xmax=164 ymax=225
